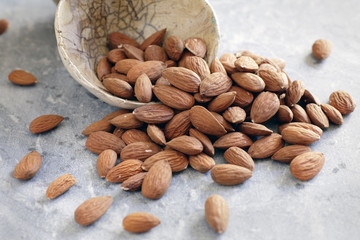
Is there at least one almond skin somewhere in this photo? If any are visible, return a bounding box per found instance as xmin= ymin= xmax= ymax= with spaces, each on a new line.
xmin=257 ymin=63 xmax=286 ymax=92
xmin=194 ymin=93 xmax=212 ymax=103
xmin=166 ymin=136 xmax=203 ymax=155
xmin=120 ymin=142 xmax=162 ymax=161
xmin=13 ymin=151 xmax=42 ymax=180
xmin=115 ymin=59 xmax=142 ymax=74
xmin=277 ymin=105 xmax=293 ymax=123
xmin=238 ymin=122 xmax=273 ymax=136
xmin=102 ymin=109 xmax=130 ymax=121
xmin=96 ymin=149 xmax=117 ymax=178
xmin=29 ymin=114 xmax=64 ymax=134
xmin=121 ymin=129 xmax=151 ymax=145
xmin=210 ymin=57 xmax=227 ymax=75
xmin=183 ymin=56 xmax=211 ymax=80
xmin=302 ymin=89 xmax=321 ymax=105
xmin=248 ymin=133 xmax=284 ymax=159
xmin=85 ymin=131 xmax=126 ymax=154
xmin=290 ymin=152 xmax=325 ymax=180
xmin=142 ymin=150 xmax=188 ymax=172
xmin=222 ymin=106 xmax=246 ymax=124
xmin=211 ymin=112 xmax=234 ymax=132
xmin=74 ymin=196 xmax=113 ymax=226
xmin=162 ymin=67 xmax=201 ymax=93
xmin=219 ymin=53 xmax=237 ymax=74
xmin=234 ymin=56 xmax=259 ymax=72
xmin=106 ymin=159 xmax=143 ymax=183
xmin=123 ymin=212 xmax=161 ymax=233
xmin=46 ymin=174 xmax=77 ymax=199
xmin=144 ymin=45 xmax=168 ymax=62
xmin=8 ymin=69 xmax=37 ymax=85
xmin=107 ymin=49 xmax=126 ymax=63
xmin=122 ymin=44 xmax=144 ymax=61
xmin=102 ymin=78 xmax=134 ymax=98
xmin=82 ymin=120 xmax=114 ymax=136
xmin=291 ymin=104 xmax=311 ymax=123
xmin=271 ymin=145 xmax=311 ymax=163
xmin=285 ymin=80 xmax=305 ymax=107
xmin=153 ymin=85 xmax=195 ymax=110
xmin=0 ymin=19 xmax=9 ymax=35
xmin=224 ymin=147 xmax=255 ymax=171
xmin=213 ymin=132 xmax=253 ymax=149
xmin=133 ymin=104 xmax=174 ymax=124
xmin=164 ymin=110 xmax=191 ymax=140
xmin=281 ymin=126 xmax=321 ymax=145
xmin=142 ymin=160 xmax=172 ymax=199
xmin=127 ymin=61 xmax=166 ymax=84
xmin=108 ymin=32 xmax=140 ymax=49
xmin=329 ymin=90 xmax=356 ymax=114
xmin=189 ymin=128 xmax=215 ymax=156
xmin=184 ymin=37 xmax=207 ymax=58
xmin=278 ymin=122 xmax=323 ymax=136
xmin=163 ymin=35 xmax=184 ymax=61
xmin=113 ymin=127 xmax=125 ymax=138
xmin=250 ymin=91 xmax=280 ymax=123
xmin=121 ymin=172 xmax=147 ymax=191
xmin=231 ymin=72 xmax=265 ymax=92
xmin=208 ymin=91 xmax=237 ymax=113
xmin=147 ymin=125 xmax=166 ymax=146
xmin=189 ymin=153 xmax=215 ymax=173
xmin=134 ymin=73 xmax=153 ymax=103
xmin=312 ymin=39 xmax=332 ymax=60
xmin=103 ymin=73 xmax=131 ymax=83
xmin=110 ymin=113 xmax=143 ymax=129
xmin=200 ymin=72 xmax=233 ymax=97
xmin=96 ymin=57 xmax=112 ymax=80
xmin=211 ymin=164 xmax=252 ymax=186
xmin=230 ymin=86 xmax=254 ymax=108
xmin=205 ymin=195 xmax=229 ymax=234
xmin=140 ymin=28 xmax=167 ymax=50
xmin=189 ymin=106 xmax=227 ymax=136
xmin=306 ymin=103 xmax=329 ymax=129
xmin=321 ymin=104 xmax=344 ymax=125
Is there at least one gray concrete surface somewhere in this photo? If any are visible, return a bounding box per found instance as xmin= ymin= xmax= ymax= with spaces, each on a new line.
xmin=1 ymin=0 xmax=360 ymax=239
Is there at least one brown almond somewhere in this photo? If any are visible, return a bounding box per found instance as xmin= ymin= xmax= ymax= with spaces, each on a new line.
xmin=250 ymin=91 xmax=280 ymax=123
xmin=200 ymin=72 xmax=232 ymax=97
xmin=121 ymin=129 xmax=151 ymax=145
xmin=183 ymin=56 xmax=211 ymax=80
xmin=213 ymin=132 xmax=252 ymax=149
xmin=108 ymin=32 xmax=140 ymax=49
xmin=123 ymin=212 xmax=160 ymax=233
xmin=291 ymin=104 xmax=311 ymax=123
xmin=184 ymin=37 xmax=207 ymax=58
xmin=306 ymin=103 xmax=329 ymax=128
xmin=103 ymin=78 xmax=134 ymax=98
xmin=211 ymin=112 xmax=235 ymax=132
xmin=110 ymin=113 xmax=143 ymax=129
xmin=102 ymin=109 xmax=130 ymax=121
xmin=8 ymin=69 xmax=37 ymax=85
xmin=142 ymin=160 xmax=172 ymax=199
xmin=121 ymin=172 xmax=147 ymax=191
xmin=96 ymin=149 xmax=117 ymax=178
xmin=281 ymin=126 xmax=321 ymax=145
xmin=290 ymin=152 xmax=325 ymax=180
xmin=74 ymin=196 xmax=113 ymax=226
xmin=194 ymin=93 xmax=212 ymax=103
xmin=163 ymin=35 xmax=184 ymax=61
xmin=122 ymin=44 xmax=144 ymax=61
xmin=134 ymin=73 xmax=153 ymax=103
xmin=178 ymin=51 xmax=196 ymax=68
xmin=106 ymin=159 xmax=143 ymax=183
xmin=153 ymin=85 xmax=195 ymax=110
xmin=140 ymin=28 xmax=167 ymax=50
xmin=96 ymin=57 xmax=112 ymax=80
xmin=302 ymin=89 xmax=321 ymax=105
xmin=144 ymin=45 xmax=167 ymax=62
xmin=189 ymin=106 xmax=226 ymax=136
xmin=164 ymin=110 xmax=191 ymax=140
xmin=86 ymin=131 xmax=126 ymax=154
xmin=46 ymin=174 xmax=77 ymax=199
xmin=127 ymin=60 xmax=166 ymax=84
xmin=219 ymin=53 xmax=237 ymax=74
xmin=329 ymin=90 xmax=356 ymax=114
xmin=285 ymin=80 xmax=305 ymax=107
xmin=120 ymin=142 xmax=162 ymax=161
xmin=224 ymin=147 xmax=254 ymax=171
xmin=189 ymin=128 xmax=215 ymax=156
xmin=107 ymin=49 xmax=126 ymax=63
xmin=278 ymin=122 xmax=323 ymax=136
xmin=231 ymin=72 xmax=265 ymax=92
xmin=312 ymin=39 xmax=332 ymax=60
xmin=133 ymin=104 xmax=174 ymax=124
xmin=0 ymin=19 xmax=9 ymax=35
xmin=248 ymin=133 xmax=284 ymax=159
xmin=210 ymin=57 xmax=227 ymax=75
xmin=113 ymin=127 xmax=125 ymax=138
xmin=189 ymin=153 xmax=215 ymax=173
xmin=142 ymin=150 xmax=188 ymax=172
xmin=162 ymin=67 xmax=201 ymax=93
xmin=155 ymin=76 xmax=171 ymax=86
xmin=211 ymin=164 xmax=252 ymax=185
xmin=258 ymin=63 xmax=286 ymax=92
xmin=321 ymin=104 xmax=344 ymax=125
xmin=234 ymin=56 xmax=259 ymax=72
xmin=29 ymin=114 xmax=64 ymax=134
xmin=13 ymin=151 xmax=42 ymax=180
xmin=271 ymin=145 xmax=311 ymax=163
xmin=165 ymin=59 xmax=177 ymax=67
xmin=238 ymin=122 xmax=273 ymax=136
xmin=270 ymin=58 xmax=286 ymax=70
xmin=82 ymin=120 xmax=114 ymax=136
xmin=167 ymin=136 xmax=203 ymax=155
xmin=205 ymin=195 xmax=229 ymax=234
xmin=230 ymin=86 xmax=254 ymax=108
xmin=237 ymin=50 xmax=265 ymax=65
xmin=222 ymin=106 xmax=246 ymax=124
xmin=147 ymin=125 xmax=166 ymax=146
xmin=115 ymin=59 xmax=142 ymax=74
xmin=277 ymin=105 xmax=293 ymax=123
xmin=208 ymin=92 xmax=236 ymax=113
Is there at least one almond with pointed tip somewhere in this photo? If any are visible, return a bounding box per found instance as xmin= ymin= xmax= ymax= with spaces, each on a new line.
xmin=224 ymin=147 xmax=254 ymax=171
xmin=211 ymin=112 xmax=234 ymax=132
xmin=106 ymin=159 xmax=143 ymax=183
xmin=222 ymin=106 xmax=246 ymax=124
xmin=306 ymin=103 xmax=329 ymax=128
xmin=110 ymin=113 xmax=143 ymax=129
xmin=46 ymin=174 xmax=76 ymax=199
xmin=133 ymin=104 xmax=174 ymax=124
xmin=210 ymin=57 xmax=227 ymax=75
xmin=231 ymin=72 xmax=265 ymax=92
xmin=144 ymin=45 xmax=167 ymax=62
xmin=103 ymin=78 xmax=134 ymax=98
xmin=194 ymin=93 xmax=212 ymax=103
xmin=230 ymin=86 xmax=254 ymax=107
xmin=142 ymin=150 xmax=188 ymax=172
xmin=115 ymin=59 xmax=142 ymax=74
xmin=248 ymin=133 xmax=284 ymax=159
xmin=107 ymin=48 xmax=126 ymax=63
xmin=147 ymin=125 xmax=166 ymax=146
xmin=96 ymin=57 xmax=111 ymax=80
xmin=219 ymin=53 xmax=237 ymax=74
xmin=205 ymin=195 xmax=229 ymax=234
xmin=8 ymin=69 xmax=37 ymax=85
xmin=153 ymin=85 xmax=195 ymax=110
xmin=302 ymin=89 xmax=321 ymax=105
xmin=120 ymin=142 xmax=162 ymax=161
xmin=123 ymin=212 xmax=161 ymax=233
xmin=189 ymin=128 xmax=215 ymax=156
xmin=189 ymin=106 xmax=226 ymax=136
xmin=97 ymin=149 xmax=117 ymax=178
xmin=213 ymin=132 xmax=252 ymax=149
xmin=134 ymin=73 xmax=152 ymax=103
xmin=250 ymin=91 xmax=280 ymax=123
xmin=163 ymin=35 xmax=184 ymax=61
xmin=164 ymin=110 xmax=191 ymax=140
xmin=162 ymin=67 xmax=201 ymax=93
xmin=108 ymin=32 xmax=140 ymax=49
xmin=82 ymin=120 xmax=114 ymax=136
xmin=167 ymin=136 xmax=203 ymax=155
xmin=234 ymin=56 xmax=258 ymax=72
xmin=113 ymin=127 xmax=125 ymax=138
xmin=278 ymin=122 xmax=323 ymax=136
xmin=29 ymin=114 xmax=64 ymax=134
xmin=142 ymin=160 xmax=172 ymax=199
xmin=13 ymin=151 xmax=42 ymax=180
xmin=74 ymin=196 xmax=113 ymax=226
xmin=291 ymin=104 xmax=311 ymax=123
xmin=182 ymin=56 xmax=210 ymax=80
xmin=184 ymin=37 xmax=207 ymax=58
xmin=321 ymin=103 xmax=344 ymax=125
xmin=127 ymin=61 xmax=166 ymax=84
xmin=238 ymin=122 xmax=273 ymax=136
xmin=285 ymin=80 xmax=305 ymax=107
xmin=122 ymin=44 xmax=144 ymax=61
xmin=258 ymin=63 xmax=286 ymax=92
xmin=277 ymin=105 xmax=293 ymax=123
xmin=85 ymin=131 xmax=126 ymax=154
xmin=329 ymin=90 xmax=356 ymax=114
xmin=208 ymin=91 xmax=236 ymax=113
xmin=238 ymin=50 xmax=265 ymax=64
xmin=290 ymin=151 xmax=325 ymax=180
xmin=121 ymin=172 xmax=147 ymax=191
xmin=102 ymin=109 xmax=130 ymax=121
xmin=121 ymin=129 xmax=151 ymax=145
xmin=272 ymin=145 xmax=311 ymax=163
xmin=189 ymin=153 xmax=215 ymax=173
xmin=211 ymin=164 xmax=252 ymax=186
xmin=155 ymin=76 xmax=171 ymax=86
xmin=281 ymin=126 xmax=321 ymax=145
xmin=140 ymin=28 xmax=167 ymax=50
xmin=200 ymin=72 xmax=232 ymax=97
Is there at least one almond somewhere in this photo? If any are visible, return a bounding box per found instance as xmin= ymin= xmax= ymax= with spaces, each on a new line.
xmin=74 ymin=196 xmax=113 ymax=226
xmin=321 ymin=103 xmax=344 ymax=125
xmin=329 ymin=90 xmax=356 ymax=114
xmin=285 ymin=80 xmax=305 ymax=107
xmin=96 ymin=149 xmax=117 ymax=178
xmin=269 ymin=58 xmax=286 ymax=70
xmin=183 ymin=56 xmax=211 ymax=80
xmin=140 ymin=28 xmax=167 ymax=50
xmin=219 ymin=53 xmax=237 ymax=74
xmin=110 ymin=113 xmax=143 ymax=129
xmin=210 ymin=57 xmax=227 ymax=75
xmin=144 ymin=45 xmax=168 ymax=62
xmin=122 ymin=44 xmax=144 ymax=61
xmin=142 ymin=160 xmax=172 ymax=199
xmin=194 ymin=93 xmax=212 ymax=103
xmin=102 ymin=72 xmax=130 ymax=82
xmin=200 ymin=72 xmax=232 ymax=97
xmin=106 ymin=159 xmax=143 ymax=183
xmin=8 ymin=69 xmax=37 ymax=85
xmin=82 ymin=120 xmax=114 ymax=136
xmin=133 ymin=104 xmax=174 ymax=124
xmin=127 ymin=61 xmax=166 ymax=84
xmin=238 ymin=122 xmax=273 ymax=136
xmin=178 ymin=51 xmax=195 ymax=67
xmin=230 ymin=86 xmax=254 ymax=107
xmin=271 ymin=145 xmax=311 ymax=163
xmin=211 ymin=164 xmax=252 ymax=185
xmin=13 ymin=151 xmax=42 ymax=180
xmin=120 ymin=142 xmax=162 ymax=161
xmin=153 ymin=85 xmax=195 ymax=110
xmin=234 ymin=56 xmax=258 ymax=72
xmin=290 ymin=152 xmax=325 ymax=180
xmin=231 ymin=72 xmax=265 ymax=92
xmin=113 ymin=127 xmax=125 ymax=138
xmin=205 ymin=195 xmax=229 ymax=234
xmin=208 ymin=92 xmax=237 ymax=113
xmin=96 ymin=57 xmax=112 ymax=80
xmin=121 ymin=172 xmax=147 ymax=191
xmin=108 ymin=32 xmax=140 ymax=49
xmin=258 ymin=63 xmax=286 ymax=92
xmin=189 ymin=153 xmax=215 ymax=173
xmin=102 ymin=78 xmax=134 ymax=98
xmin=162 ymin=67 xmax=201 ymax=93
xmin=164 ymin=110 xmax=191 ymax=140
xmin=107 ymin=49 xmax=126 ymax=63
xmin=281 ymin=126 xmax=321 ymax=145
xmin=46 ymin=174 xmax=77 ymax=199
xmin=222 ymin=106 xmax=246 ymax=124
xmin=250 ymin=91 xmax=280 ymax=123
xmin=291 ymin=104 xmax=311 ymax=123
xmin=29 ymin=114 xmax=64 ymax=134
xmin=248 ymin=133 xmax=284 ymax=159
xmin=142 ymin=150 xmax=188 ymax=172
xmin=238 ymin=50 xmax=265 ymax=65
xmin=121 ymin=129 xmax=151 ymax=145
xmin=306 ymin=103 xmax=329 ymax=128
xmin=211 ymin=112 xmax=235 ymax=132
xmin=302 ymin=89 xmax=321 ymax=105
xmin=115 ymin=59 xmax=142 ymax=74
xmin=85 ymin=131 xmax=126 ymax=154
xmin=134 ymin=73 xmax=153 ymax=103
xmin=165 ymin=59 xmax=177 ymax=67
xmin=123 ymin=212 xmax=160 ymax=233
xmin=155 ymin=76 xmax=171 ymax=86
xmin=189 ymin=128 xmax=215 ymax=156
xmin=278 ymin=122 xmax=323 ymax=136
xmin=213 ymin=132 xmax=252 ymax=149
xmin=184 ymin=37 xmax=207 ymax=58
xmin=277 ymin=105 xmax=293 ymax=123
xmin=166 ymin=136 xmax=203 ymax=155
xmin=224 ymin=147 xmax=254 ymax=170
xmin=147 ymin=125 xmax=166 ymax=146
xmin=189 ymin=106 xmax=226 ymax=136
xmin=312 ymin=39 xmax=332 ymax=60
xmin=0 ymin=19 xmax=9 ymax=35
xmin=102 ymin=109 xmax=130 ymax=121
xmin=163 ymin=35 xmax=184 ymax=61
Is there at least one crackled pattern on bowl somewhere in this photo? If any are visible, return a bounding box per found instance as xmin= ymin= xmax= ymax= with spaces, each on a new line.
xmin=55 ymin=0 xmax=219 ymax=109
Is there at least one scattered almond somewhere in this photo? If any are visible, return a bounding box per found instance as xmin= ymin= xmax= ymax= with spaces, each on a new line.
xmin=162 ymin=67 xmax=201 ymax=93
xmin=82 ymin=120 xmax=114 ymax=136
xmin=142 ymin=160 xmax=172 ymax=199
xmin=329 ymin=90 xmax=356 ymax=114
xmin=140 ymin=28 xmax=166 ymax=50
xmin=46 ymin=174 xmax=77 ymax=199
xmin=208 ymin=91 xmax=236 ymax=113
xmin=205 ymin=195 xmax=229 ymax=234
xmin=189 ymin=128 xmax=215 ymax=156
xmin=277 ymin=105 xmax=293 ymax=123
xmin=248 ymin=133 xmax=284 ymax=159
xmin=290 ymin=151 xmax=325 ymax=180
xmin=85 ymin=131 xmax=126 ymax=154
xmin=123 ymin=212 xmax=160 ymax=233
xmin=321 ymin=103 xmax=344 ymax=125
xmin=142 ymin=150 xmax=188 ymax=172
xmin=250 ymin=91 xmax=280 ymax=123
xmin=96 ymin=149 xmax=117 ymax=178
xmin=120 ymin=142 xmax=162 ymax=161
xmin=224 ymin=147 xmax=255 ymax=171
xmin=74 ymin=196 xmax=113 ymax=226
xmin=121 ymin=172 xmax=147 ymax=191
xmin=164 ymin=110 xmax=191 ymax=140
xmin=13 ymin=151 xmax=42 ymax=180
xmin=272 ymin=145 xmax=311 ymax=163
xmin=281 ymin=126 xmax=321 ymax=145
xmin=153 ymin=85 xmax=195 ymax=110
xmin=291 ymin=104 xmax=311 ymax=123
xmin=234 ymin=56 xmax=258 ymax=72
xmin=134 ymin=73 xmax=153 ymax=103
xmin=222 ymin=106 xmax=246 ymax=124
xmin=306 ymin=103 xmax=329 ymax=128
xmin=29 ymin=114 xmax=64 ymax=134
xmin=231 ymin=72 xmax=265 ymax=92
xmin=109 ymin=32 xmax=140 ymax=49
xmin=8 ymin=69 xmax=37 ymax=85
xmin=189 ymin=153 xmax=215 ymax=173
xmin=147 ymin=124 xmax=166 ymax=146
xmin=163 ymin=35 xmax=184 ymax=61
xmin=110 ymin=113 xmax=143 ymax=129
xmin=189 ymin=106 xmax=226 ymax=136
xmin=200 ymin=72 xmax=232 ymax=97
xmin=312 ymin=39 xmax=332 ymax=60
xmin=238 ymin=122 xmax=273 ymax=136
xmin=184 ymin=37 xmax=207 ymax=58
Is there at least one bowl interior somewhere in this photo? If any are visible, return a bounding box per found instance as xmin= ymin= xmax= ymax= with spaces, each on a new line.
xmin=55 ymin=0 xmax=220 ymax=109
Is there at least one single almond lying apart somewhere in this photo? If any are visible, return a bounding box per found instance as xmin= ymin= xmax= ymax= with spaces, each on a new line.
xmin=13 ymin=151 xmax=42 ymax=180
xmin=46 ymin=173 xmax=77 ymax=199
xmin=8 ymin=69 xmax=37 ymax=85
xmin=205 ymin=194 xmax=229 ymax=234
xmin=123 ymin=212 xmax=160 ymax=233
xmin=290 ymin=151 xmax=325 ymax=181
xmin=29 ymin=114 xmax=64 ymax=134
xmin=74 ymin=196 xmax=113 ymax=226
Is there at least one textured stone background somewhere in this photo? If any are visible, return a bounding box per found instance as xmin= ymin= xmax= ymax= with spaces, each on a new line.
xmin=0 ymin=0 xmax=360 ymax=239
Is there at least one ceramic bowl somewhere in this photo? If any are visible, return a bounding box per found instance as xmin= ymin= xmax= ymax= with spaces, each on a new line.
xmin=55 ymin=0 xmax=220 ymax=109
